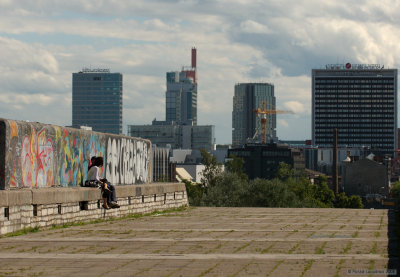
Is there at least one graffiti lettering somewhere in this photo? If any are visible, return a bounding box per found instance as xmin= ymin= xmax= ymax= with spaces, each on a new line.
xmin=106 ymin=138 xmax=150 ymax=184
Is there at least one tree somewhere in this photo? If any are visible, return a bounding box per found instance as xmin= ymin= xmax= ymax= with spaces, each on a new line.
xmin=225 ymin=155 xmax=248 ymax=181
xmin=335 ymin=192 xmax=349 ymax=208
xmin=183 ymin=179 xmax=204 ymax=206
xmin=200 ymin=149 xmax=222 ymax=188
xmin=201 ymin=172 xmax=248 ymax=207
xmin=276 ymin=162 xmax=294 ymax=181
xmin=347 ymin=195 xmax=364 ymax=209
xmin=311 ymin=177 xmax=335 ymax=207
xmin=391 ymin=181 xmax=400 ymax=199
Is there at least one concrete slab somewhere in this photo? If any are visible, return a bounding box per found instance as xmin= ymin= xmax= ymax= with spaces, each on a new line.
xmin=0 ymin=207 xmax=398 ymax=276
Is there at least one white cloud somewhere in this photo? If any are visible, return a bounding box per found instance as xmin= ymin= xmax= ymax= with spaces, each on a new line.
xmin=240 ymin=20 xmax=272 ymax=34
xmin=0 ymin=0 xmax=400 ymax=143
xmin=278 ymin=119 xmax=289 ymax=128
xmin=283 ymin=101 xmax=305 ymax=114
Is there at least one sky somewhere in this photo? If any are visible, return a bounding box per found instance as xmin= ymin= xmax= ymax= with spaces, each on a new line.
xmin=1 ymin=0 xmax=400 ymax=144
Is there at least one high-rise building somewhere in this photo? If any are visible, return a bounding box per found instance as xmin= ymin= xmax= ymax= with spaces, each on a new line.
xmin=72 ymin=68 xmax=122 ymax=134
xmin=312 ymin=64 xmax=397 ymax=156
xmin=232 ymin=83 xmax=276 ymax=147
xmin=166 ymin=48 xmax=197 ymax=125
xmin=128 ymin=48 xmax=215 ymax=150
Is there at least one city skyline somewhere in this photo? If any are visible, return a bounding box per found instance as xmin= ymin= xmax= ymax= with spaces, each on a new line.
xmin=0 ymin=1 xmax=400 ymax=144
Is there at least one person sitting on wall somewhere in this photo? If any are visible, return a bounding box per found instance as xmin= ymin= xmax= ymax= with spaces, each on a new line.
xmin=87 ymin=156 xmax=120 ymax=209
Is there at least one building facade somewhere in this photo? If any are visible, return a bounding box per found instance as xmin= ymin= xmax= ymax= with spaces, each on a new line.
xmin=228 ymin=143 xmax=298 ymax=180
xmin=166 ymin=48 xmax=197 ymax=125
xmin=128 ymin=122 xmax=215 ymax=150
xmin=72 ymin=68 xmax=122 ymax=134
xmin=312 ymin=64 xmax=397 ymax=156
xmin=232 ymin=83 xmax=276 ymax=147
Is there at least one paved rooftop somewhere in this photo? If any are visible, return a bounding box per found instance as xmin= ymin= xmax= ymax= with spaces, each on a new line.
xmin=0 ymin=207 xmax=398 ymax=276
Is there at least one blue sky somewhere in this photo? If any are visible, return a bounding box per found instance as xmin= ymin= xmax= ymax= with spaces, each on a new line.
xmin=0 ymin=0 xmax=399 ymax=144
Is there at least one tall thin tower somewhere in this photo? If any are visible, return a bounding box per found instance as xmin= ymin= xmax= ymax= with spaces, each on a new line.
xmin=165 ymin=48 xmax=197 ymax=125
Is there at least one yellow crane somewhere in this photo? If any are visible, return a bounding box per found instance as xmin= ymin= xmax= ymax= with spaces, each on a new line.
xmin=253 ymin=100 xmax=294 ymax=143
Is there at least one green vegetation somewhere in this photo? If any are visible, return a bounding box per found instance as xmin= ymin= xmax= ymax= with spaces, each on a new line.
xmin=185 ymin=151 xmax=363 ymax=209
xmin=4 ymin=226 xmax=40 ymax=237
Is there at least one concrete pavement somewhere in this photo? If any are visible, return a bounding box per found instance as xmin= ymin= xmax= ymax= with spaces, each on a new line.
xmin=0 ymin=207 xmax=397 ymax=276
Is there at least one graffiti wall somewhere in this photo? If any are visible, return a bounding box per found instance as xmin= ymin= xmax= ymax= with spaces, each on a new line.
xmin=0 ymin=119 xmax=152 ymax=190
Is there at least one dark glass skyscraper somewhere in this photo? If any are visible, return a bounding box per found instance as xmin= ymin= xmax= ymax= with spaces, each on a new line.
xmin=232 ymin=83 xmax=276 ymax=147
xmin=72 ymin=68 xmax=122 ymax=134
xmin=312 ymin=64 xmax=397 ymax=156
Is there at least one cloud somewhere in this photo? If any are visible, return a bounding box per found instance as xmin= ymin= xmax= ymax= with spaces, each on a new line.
xmin=240 ymin=20 xmax=272 ymax=34
xmin=0 ymin=0 xmax=400 ymax=143
xmin=278 ymin=119 xmax=289 ymax=128
xmin=283 ymin=101 xmax=305 ymax=114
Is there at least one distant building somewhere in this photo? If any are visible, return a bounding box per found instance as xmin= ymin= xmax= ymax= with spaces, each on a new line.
xmin=128 ymin=121 xmax=215 ymax=150
xmin=312 ymin=64 xmax=397 ymax=156
xmin=72 ymin=68 xmax=122 ymax=134
xmin=341 ymin=158 xmax=390 ymax=197
xmin=228 ymin=143 xmax=302 ymax=180
xmin=166 ymin=48 xmax=197 ymax=125
xmin=153 ymin=147 xmax=171 ymax=182
xmin=232 ymin=83 xmax=276 ymax=147
xmin=127 ymin=48 xmax=215 ymax=150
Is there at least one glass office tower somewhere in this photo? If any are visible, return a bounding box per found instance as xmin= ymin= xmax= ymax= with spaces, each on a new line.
xmin=232 ymin=83 xmax=276 ymax=147
xmin=166 ymin=71 xmax=197 ymax=126
xmin=312 ymin=64 xmax=397 ymax=156
xmin=72 ymin=68 xmax=123 ymax=134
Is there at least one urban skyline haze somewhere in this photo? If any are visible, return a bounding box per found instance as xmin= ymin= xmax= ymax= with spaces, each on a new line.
xmin=0 ymin=1 xmax=399 ymax=144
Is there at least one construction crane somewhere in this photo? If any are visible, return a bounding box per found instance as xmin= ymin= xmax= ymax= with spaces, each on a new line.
xmin=253 ymin=100 xmax=294 ymax=143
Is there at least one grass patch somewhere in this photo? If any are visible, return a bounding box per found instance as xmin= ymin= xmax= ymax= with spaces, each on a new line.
xmin=352 ymin=231 xmax=359 ymax=238
xmin=233 ymin=241 xmax=252 ymax=253
xmin=342 ymin=242 xmax=352 ymax=254
xmin=300 ymin=260 xmax=314 ymax=277
xmin=370 ymin=242 xmax=377 ymax=254
xmin=334 ymin=259 xmax=345 ymax=277
xmin=198 ymin=261 xmax=222 ymax=277
xmin=315 ymin=241 xmax=327 ymax=254
xmin=1 ymin=206 xmax=189 ymax=239
xmin=288 ymin=243 xmax=300 ymax=254
xmin=4 ymin=226 xmax=40 ymax=237
xmin=261 ymin=242 xmax=276 ymax=254
xmin=266 ymin=260 xmax=284 ymax=277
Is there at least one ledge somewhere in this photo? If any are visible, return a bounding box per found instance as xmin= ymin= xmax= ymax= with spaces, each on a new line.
xmin=0 ymin=183 xmax=185 ymax=206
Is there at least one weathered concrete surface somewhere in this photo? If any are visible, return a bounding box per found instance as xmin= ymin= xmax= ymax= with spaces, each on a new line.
xmin=0 ymin=207 xmax=398 ymax=276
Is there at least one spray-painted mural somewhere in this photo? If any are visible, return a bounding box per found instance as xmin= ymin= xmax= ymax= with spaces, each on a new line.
xmin=106 ymin=138 xmax=150 ymax=185
xmin=0 ymin=119 xmax=152 ymax=190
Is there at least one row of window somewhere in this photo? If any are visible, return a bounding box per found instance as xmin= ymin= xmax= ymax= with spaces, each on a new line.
xmin=315 ymin=124 xmax=394 ymax=128
xmin=315 ymin=84 xmax=394 ymax=89
xmin=315 ymin=79 xmax=393 ymax=84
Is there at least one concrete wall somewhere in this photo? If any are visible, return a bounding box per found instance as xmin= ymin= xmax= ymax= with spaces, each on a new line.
xmin=0 ymin=183 xmax=188 ymax=235
xmin=0 ymin=118 xmax=152 ymax=190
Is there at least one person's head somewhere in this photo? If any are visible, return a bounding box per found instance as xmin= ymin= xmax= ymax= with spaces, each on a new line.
xmin=94 ymin=156 xmax=104 ymax=167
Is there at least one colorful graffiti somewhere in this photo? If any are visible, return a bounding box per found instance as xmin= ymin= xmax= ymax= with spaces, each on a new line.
xmin=106 ymin=138 xmax=150 ymax=184
xmin=59 ymin=129 xmax=87 ymax=187
xmin=20 ymin=127 xmax=55 ymax=188
xmin=8 ymin=121 xmax=19 ymax=187
xmin=2 ymin=119 xmax=151 ymax=189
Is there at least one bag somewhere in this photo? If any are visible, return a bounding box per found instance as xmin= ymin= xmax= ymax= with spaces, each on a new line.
xmin=83 ymin=180 xmax=100 ymax=188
